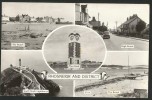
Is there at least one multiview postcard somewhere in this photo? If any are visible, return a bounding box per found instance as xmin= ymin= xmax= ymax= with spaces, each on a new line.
xmin=1 ymin=2 xmax=149 ymax=98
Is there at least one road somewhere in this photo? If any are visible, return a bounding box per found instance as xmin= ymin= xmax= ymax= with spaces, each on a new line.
xmin=103 ymin=33 xmax=149 ymax=51
xmin=12 ymin=67 xmax=45 ymax=90
xmin=22 ymin=70 xmax=46 ymax=90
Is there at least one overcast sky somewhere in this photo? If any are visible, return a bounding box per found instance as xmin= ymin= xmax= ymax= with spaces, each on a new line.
xmin=1 ymin=50 xmax=55 ymax=73
xmin=104 ymin=52 xmax=148 ymax=66
xmin=84 ymin=3 xmax=149 ymax=29
xmin=2 ymin=2 xmax=74 ymax=22
xmin=43 ymin=25 xmax=106 ymax=62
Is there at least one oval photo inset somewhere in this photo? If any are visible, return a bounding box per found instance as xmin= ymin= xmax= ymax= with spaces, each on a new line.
xmin=42 ymin=25 xmax=107 ymax=73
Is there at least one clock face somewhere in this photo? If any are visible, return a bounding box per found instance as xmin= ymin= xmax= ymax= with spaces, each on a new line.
xmin=75 ymin=35 xmax=79 ymax=41
xmin=70 ymin=35 xmax=74 ymax=40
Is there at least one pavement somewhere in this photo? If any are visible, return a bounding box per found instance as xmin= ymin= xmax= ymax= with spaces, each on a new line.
xmin=103 ymin=33 xmax=149 ymax=51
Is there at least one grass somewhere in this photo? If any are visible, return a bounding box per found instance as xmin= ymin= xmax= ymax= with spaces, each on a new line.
xmin=1 ymin=23 xmax=65 ymax=50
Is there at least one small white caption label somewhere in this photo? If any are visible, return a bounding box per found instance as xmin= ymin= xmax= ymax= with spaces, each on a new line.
xmin=11 ymin=43 xmax=25 ymax=47
xmin=107 ymin=90 xmax=120 ymax=94
xmin=121 ymin=44 xmax=134 ymax=48
xmin=23 ymin=89 xmax=49 ymax=93
xmin=84 ymin=90 xmax=91 ymax=94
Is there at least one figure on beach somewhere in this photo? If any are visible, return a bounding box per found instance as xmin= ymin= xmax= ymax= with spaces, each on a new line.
xmin=100 ymin=72 xmax=109 ymax=81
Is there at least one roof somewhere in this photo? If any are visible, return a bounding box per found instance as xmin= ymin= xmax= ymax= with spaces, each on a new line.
xmin=119 ymin=16 xmax=146 ymax=28
xmin=89 ymin=21 xmax=101 ymax=27
xmin=123 ymin=16 xmax=139 ymax=25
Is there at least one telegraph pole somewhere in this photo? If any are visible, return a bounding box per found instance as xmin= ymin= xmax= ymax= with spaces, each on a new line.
xmin=19 ymin=58 xmax=21 ymax=66
xmin=98 ymin=12 xmax=99 ymax=31
xmin=115 ymin=21 xmax=118 ymax=30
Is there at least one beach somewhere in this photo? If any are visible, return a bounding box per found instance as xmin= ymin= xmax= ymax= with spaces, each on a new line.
xmin=75 ymin=76 xmax=148 ymax=97
xmin=75 ymin=68 xmax=148 ymax=98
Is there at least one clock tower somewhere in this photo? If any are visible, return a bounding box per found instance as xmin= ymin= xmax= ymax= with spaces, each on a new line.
xmin=67 ymin=33 xmax=82 ymax=70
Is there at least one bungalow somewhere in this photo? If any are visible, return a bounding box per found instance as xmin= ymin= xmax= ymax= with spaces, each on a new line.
xmin=119 ymin=14 xmax=146 ymax=35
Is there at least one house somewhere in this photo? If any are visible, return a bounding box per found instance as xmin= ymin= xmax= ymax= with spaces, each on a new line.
xmin=44 ymin=16 xmax=55 ymax=23
xmin=30 ymin=16 xmax=37 ymax=22
xmin=19 ymin=14 xmax=31 ymax=23
xmin=116 ymin=24 xmax=123 ymax=33
xmin=2 ymin=15 xmax=9 ymax=22
xmin=120 ymin=14 xmax=146 ymax=35
xmin=75 ymin=3 xmax=90 ymax=26
xmin=89 ymin=17 xmax=101 ymax=28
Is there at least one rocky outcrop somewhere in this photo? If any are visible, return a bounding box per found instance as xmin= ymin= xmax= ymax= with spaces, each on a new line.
xmin=0 ymin=68 xmax=60 ymax=96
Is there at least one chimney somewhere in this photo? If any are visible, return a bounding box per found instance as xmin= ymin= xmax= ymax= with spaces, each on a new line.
xmin=19 ymin=59 xmax=21 ymax=66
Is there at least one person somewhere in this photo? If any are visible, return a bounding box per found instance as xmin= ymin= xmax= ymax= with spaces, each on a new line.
xmin=40 ymin=70 xmax=48 ymax=80
xmin=100 ymin=72 xmax=109 ymax=81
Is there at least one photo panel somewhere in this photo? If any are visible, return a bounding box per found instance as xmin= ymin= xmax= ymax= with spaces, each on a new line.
xmin=0 ymin=2 xmax=150 ymax=98
xmin=74 ymin=51 xmax=149 ymax=98
xmin=1 ymin=2 xmax=75 ymax=50
xmin=75 ymin=3 xmax=149 ymax=51
xmin=1 ymin=50 xmax=73 ymax=97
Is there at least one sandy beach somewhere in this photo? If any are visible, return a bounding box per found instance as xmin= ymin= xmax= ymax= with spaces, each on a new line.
xmin=75 ymin=75 xmax=148 ymax=97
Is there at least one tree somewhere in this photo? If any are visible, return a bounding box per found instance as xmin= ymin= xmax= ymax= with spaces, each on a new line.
xmin=15 ymin=15 xmax=20 ymax=21
xmin=136 ymin=20 xmax=146 ymax=33
xmin=92 ymin=17 xmax=96 ymax=21
xmin=36 ymin=17 xmax=43 ymax=22
xmin=98 ymin=22 xmax=108 ymax=32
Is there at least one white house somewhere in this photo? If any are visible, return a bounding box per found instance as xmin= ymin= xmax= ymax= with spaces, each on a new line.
xmin=75 ymin=3 xmax=90 ymax=25
xmin=30 ymin=17 xmax=37 ymax=22
xmin=2 ymin=15 xmax=9 ymax=22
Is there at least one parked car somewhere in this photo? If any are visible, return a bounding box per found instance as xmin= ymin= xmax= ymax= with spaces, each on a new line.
xmin=102 ymin=31 xmax=110 ymax=39
xmin=98 ymin=31 xmax=104 ymax=35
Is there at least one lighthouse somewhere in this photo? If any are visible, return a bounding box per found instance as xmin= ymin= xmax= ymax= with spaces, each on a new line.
xmin=66 ymin=33 xmax=83 ymax=70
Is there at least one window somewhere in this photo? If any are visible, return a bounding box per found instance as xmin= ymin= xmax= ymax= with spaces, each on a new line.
xmin=77 ymin=60 xmax=79 ymax=64
xmin=70 ymin=58 xmax=72 ymax=64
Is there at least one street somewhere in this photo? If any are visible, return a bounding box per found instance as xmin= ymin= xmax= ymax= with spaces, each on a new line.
xmin=103 ymin=33 xmax=149 ymax=51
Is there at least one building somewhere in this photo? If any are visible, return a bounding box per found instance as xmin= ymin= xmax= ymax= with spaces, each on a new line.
xmin=119 ymin=14 xmax=146 ymax=35
xmin=44 ymin=16 xmax=55 ymax=23
xmin=116 ymin=24 xmax=123 ymax=33
xmin=67 ymin=33 xmax=82 ymax=70
xmin=30 ymin=16 xmax=37 ymax=22
xmin=2 ymin=15 xmax=9 ymax=22
xmin=89 ymin=17 xmax=101 ymax=28
xmin=19 ymin=14 xmax=31 ymax=23
xmin=75 ymin=3 xmax=90 ymax=26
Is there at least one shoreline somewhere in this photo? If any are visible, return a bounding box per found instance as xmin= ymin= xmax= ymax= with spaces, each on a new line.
xmin=75 ymin=75 xmax=148 ymax=97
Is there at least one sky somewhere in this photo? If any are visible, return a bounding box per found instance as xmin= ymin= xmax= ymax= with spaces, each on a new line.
xmin=1 ymin=50 xmax=55 ymax=73
xmin=43 ymin=25 xmax=106 ymax=62
xmin=85 ymin=3 xmax=149 ymax=29
xmin=104 ymin=52 xmax=148 ymax=66
xmin=2 ymin=2 xmax=74 ymax=22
